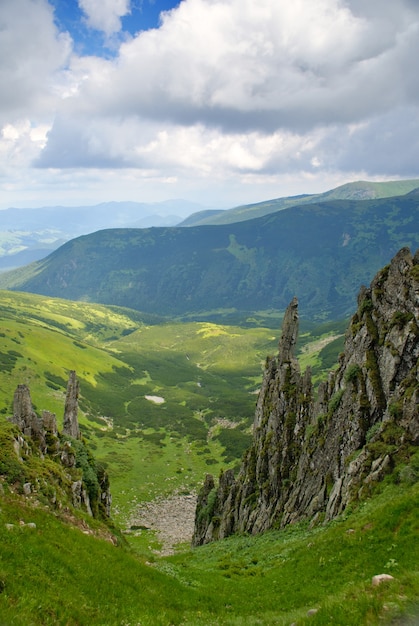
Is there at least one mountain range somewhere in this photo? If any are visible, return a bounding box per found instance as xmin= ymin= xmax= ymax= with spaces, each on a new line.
xmin=180 ymin=178 xmax=419 ymax=226
xmin=0 ymin=199 xmax=208 ymax=271
xmin=1 ymin=179 xmax=419 ymax=272
xmin=1 ymin=190 xmax=418 ymax=321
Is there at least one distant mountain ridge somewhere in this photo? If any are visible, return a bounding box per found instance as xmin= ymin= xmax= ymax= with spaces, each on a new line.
xmin=180 ymin=179 xmax=419 ymax=227
xmin=2 ymin=179 xmax=418 ymax=271
xmin=0 ymin=199 xmax=209 ymax=271
xmin=1 ymin=193 xmax=418 ymax=321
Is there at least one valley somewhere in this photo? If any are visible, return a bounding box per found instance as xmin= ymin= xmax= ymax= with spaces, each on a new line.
xmin=0 ymin=185 xmax=418 ymax=624
xmin=0 ymin=290 xmax=345 ymax=543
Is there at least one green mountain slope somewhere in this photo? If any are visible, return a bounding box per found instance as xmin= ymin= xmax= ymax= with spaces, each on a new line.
xmin=180 ymin=178 xmax=419 ymax=226
xmin=1 ymin=194 xmax=418 ymax=321
xmin=1 ymin=476 xmax=417 ymax=625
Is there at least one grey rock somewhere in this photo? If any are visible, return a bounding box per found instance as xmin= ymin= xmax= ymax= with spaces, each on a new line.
xmin=372 ymin=574 xmax=395 ymax=586
xmin=193 ymin=248 xmax=419 ymax=545
xmin=10 ymin=385 xmax=46 ymax=454
xmin=63 ymin=371 xmax=80 ymax=439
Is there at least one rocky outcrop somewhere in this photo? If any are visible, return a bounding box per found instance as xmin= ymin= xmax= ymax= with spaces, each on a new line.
xmin=193 ymin=247 xmax=419 ymax=545
xmin=63 ymin=370 xmax=80 ymax=439
xmin=11 ymin=384 xmax=48 ymax=454
xmin=7 ymin=371 xmax=111 ymax=520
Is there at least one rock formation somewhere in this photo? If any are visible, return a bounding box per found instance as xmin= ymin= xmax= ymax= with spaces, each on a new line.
xmin=11 ymin=384 xmax=47 ymax=454
xmin=193 ymin=247 xmax=419 ymax=545
xmin=63 ymin=370 xmax=80 ymax=439
xmin=8 ymin=371 xmax=111 ymax=520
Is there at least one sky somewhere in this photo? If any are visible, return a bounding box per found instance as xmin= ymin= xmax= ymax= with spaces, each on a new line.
xmin=1 ymin=0 xmax=419 ymax=211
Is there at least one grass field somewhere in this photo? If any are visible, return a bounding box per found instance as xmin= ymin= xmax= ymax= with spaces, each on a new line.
xmin=0 ymin=473 xmax=417 ymax=624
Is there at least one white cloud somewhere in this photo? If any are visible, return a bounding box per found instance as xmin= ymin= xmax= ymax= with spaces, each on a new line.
xmin=1 ymin=0 xmax=419 ymax=209
xmin=0 ymin=0 xmax=71 ymax=124
xmin=72 ymin=0 xmax=419 ymax=132
xmin=78 ymin=0 xmax=131 ymax=35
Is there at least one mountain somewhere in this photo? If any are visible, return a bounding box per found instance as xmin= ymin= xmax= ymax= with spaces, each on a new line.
xmin=1 ymin=193 xmax=418 ymax=321
xmin=193 ymin=248 xmax=419 ymax=545
xmin=0 ymin=254 xmax=418 ymax=624
xmin=180 ymin=179 xmax=419 ymax=227
xmin=0 ymin=199 xmax=208 ymax=271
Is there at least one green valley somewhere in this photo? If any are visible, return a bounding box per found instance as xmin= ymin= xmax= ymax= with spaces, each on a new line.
xmin=0 ymin=291 xmax=344 ymax=533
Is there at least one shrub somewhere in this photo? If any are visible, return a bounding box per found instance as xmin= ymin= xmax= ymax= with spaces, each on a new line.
xmin=328 ymin=390 xmax=344 ymax=414
xmin=345 ymin=364 xmax=361 ymax=384
xmin=390 ymin=311 xmax=414 ymax=329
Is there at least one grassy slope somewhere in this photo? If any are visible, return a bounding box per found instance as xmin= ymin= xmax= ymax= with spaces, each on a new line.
xmin=0 ymin=475 xmax=417 ymax=624
xmin=0 ymin=291 xmax=418 ymax=624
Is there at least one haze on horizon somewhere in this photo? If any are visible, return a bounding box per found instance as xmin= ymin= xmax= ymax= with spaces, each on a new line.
xmin=1 ymin=0 xmax=419 ymax=212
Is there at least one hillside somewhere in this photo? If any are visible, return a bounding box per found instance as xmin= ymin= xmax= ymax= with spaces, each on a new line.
xmin=180 ymin=179 xmax=419 ymax=227
xmin=0 ymin=199 xmax=206 ymax=271
xmin=1 ymin=193 xmax=418 ymax=321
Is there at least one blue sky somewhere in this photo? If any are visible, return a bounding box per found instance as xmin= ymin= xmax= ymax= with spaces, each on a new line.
xmin=49 ymin=1 xmax=182 ymax=57
xmin=0 ymin=0 xmax=418 ymax=210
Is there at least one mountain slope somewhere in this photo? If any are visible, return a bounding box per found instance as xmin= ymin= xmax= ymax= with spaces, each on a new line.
xmin=180 ymin=179 xmax=419 ymax=227
xmin=193 ymin=248 xmax=419 ymax=545
xmin=1 ymin=194 xmax=418 ymax=321
xmin=0 ymin=199 xmax=207 ymax=271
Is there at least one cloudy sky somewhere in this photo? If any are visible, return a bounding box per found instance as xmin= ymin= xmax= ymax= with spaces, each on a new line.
xmin=1 ymin=0 xmax=419 ymax=210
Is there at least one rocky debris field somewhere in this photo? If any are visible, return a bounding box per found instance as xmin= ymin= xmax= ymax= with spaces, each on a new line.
xmin=128 ymin=494 xmax=197 ymax=555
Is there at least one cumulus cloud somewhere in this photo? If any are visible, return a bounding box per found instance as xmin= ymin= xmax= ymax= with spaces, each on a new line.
xmin=0 ymin=0 xmax=71 ymax=123
xmin=78 ymin=0 xmax=131 ymax=35
xmin=2 ymin=0 xmax=419 ymax=207
xmin=72 ymin=0 xmax=419 ymax=132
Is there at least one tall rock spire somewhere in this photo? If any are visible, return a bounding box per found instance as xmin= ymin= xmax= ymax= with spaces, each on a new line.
xmin=63 ymin=370 xmax=80 ymax=439
xmin=193 ymin=248 xmax=419 ymax=546
xmin=11 ymin=384 xmax=46 ymax=452
xmin=278 ymin=295 xmax=299 ymax=368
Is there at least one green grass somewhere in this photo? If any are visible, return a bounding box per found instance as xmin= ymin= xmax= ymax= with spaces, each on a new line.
xmin=0 ymin=477 xmax=417 ymax=624
xmin=169 ymin=479 xmax=419 ymax=625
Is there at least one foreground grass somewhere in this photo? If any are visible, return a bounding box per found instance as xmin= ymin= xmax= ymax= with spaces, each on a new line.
xmin=169 ymin=479 xmax=419 ymax=625
xmin=0 ymin=478 xmax=417 ymax=625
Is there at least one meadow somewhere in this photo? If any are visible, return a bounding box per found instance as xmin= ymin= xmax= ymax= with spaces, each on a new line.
xmin=0 ymin=473 xmax=417 ymax=624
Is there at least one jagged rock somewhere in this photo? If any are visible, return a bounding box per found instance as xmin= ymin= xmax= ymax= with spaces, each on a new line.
xmin=71 ymin=480 xmax=83 ymax=509
xmin=193 ymin=247 xmax=419 ymax=545
xmin=63 ymin=370 xmax=80 ymax=439
xmin=98 ymin=465 xmax=112 ymax=518
xmin=11 ymin=385 xmax=47 ymax=454
xmin=42 ymin=410 xmax=57 ymax=435
xmin=6 ymin=374 xmax=111 ymax=520
xmin=60 ymin=441 xmax=76 ymax=468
